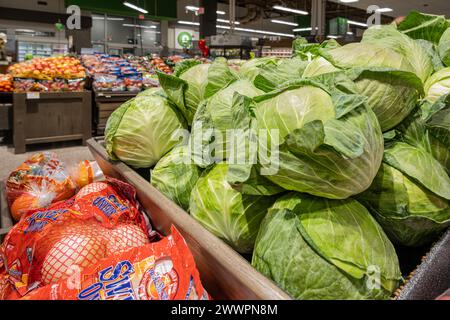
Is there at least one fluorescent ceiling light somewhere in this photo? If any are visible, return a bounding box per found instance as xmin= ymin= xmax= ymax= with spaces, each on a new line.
xmin=376 ymin=7 xmax=394 ymax=13
xmin=347 ymin=20 xmax=368 ymax=27
xmin=217 ymin=19 xmax=240 ymax=25
xmin=271 ymin=19 xmax=298 ymax=26
xmin=16 ymin=29 xmax=35 ymax=33
xmin=293 ymin=27 xmax=312 ymax=32
xmin=178 ymin=20 xmax=200 ymax=26
xmin=123 ymin=24 xmax=157 ymax=29
xmin=123 ymin=2 xmax=148 ymax=14
xmin=186 ymin=5 xmax=226 ymax=15
xmin=347 ymin=31 xmax=354 ymax=35
xmin=92 ymin=16 xmax=125 ymax=21
xmin=144 ymin=30 xmax=161 ymax=34
xmin=340 ymin=0 xmax=359 ymax=3
xmin=272 ymin=5 xmax=308 ymax=15
xmin=185 ymin=5 xmax=199 ymax=11
xmin=217 ymin=25 xmax=294 ymax=38
xmin=327 ymin=35 xmax=340 ymax=39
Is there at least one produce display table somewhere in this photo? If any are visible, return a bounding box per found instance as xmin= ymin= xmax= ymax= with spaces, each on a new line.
xmin=94 ymin=91 xmax=138 ymax=136
xmin=13 ymin=91 xmax=92 ymax=154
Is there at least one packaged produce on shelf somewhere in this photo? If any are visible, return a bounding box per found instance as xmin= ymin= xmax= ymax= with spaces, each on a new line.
xmin=92 ymin=74 xmax=125 ymax=92
xmin=6 ymin=152 xmax=77 ymax=221
xmin=142 ymin=73 xmax=159 ymax=88
xmin=13 ymin=78 xmax=47 ymax=93
xmin=124 ymin=76 xmax=143 ymax=92
xmin=0 ymin=74 xmax=13 ymax=92
xmin=0 ymin=176 xmax=210 ymax=300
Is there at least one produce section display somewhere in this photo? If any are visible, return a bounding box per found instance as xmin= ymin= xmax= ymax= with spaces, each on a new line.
xmin=103 ymin=11 xmax=450 ymax=300
xmin=0 ymin=154 xmax=210 ymax=300
xmin=8 ymin=56 xmax=86 ymax=92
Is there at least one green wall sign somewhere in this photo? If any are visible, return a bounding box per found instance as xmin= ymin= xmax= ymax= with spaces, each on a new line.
xmin=177 ymin=32 xmax=193 ymax=49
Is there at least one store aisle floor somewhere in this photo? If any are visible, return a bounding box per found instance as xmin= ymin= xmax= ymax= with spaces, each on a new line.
xmin=0 ymin=145 xmax=94 ymax=181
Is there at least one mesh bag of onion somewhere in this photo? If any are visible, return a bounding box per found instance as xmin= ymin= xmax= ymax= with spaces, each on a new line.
xmin=0 ymin=178 xmax=154 ymax=298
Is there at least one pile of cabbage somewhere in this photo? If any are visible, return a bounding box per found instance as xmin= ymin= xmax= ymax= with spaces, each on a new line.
xmin=104 ymin=11 xmax=450 ymax=300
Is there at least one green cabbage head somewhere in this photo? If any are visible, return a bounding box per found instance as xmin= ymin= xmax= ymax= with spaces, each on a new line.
xmin=252 ymin=193 xmax=401 ymax=300
xmin=304 ymin=42 xmax=424 ymax=132
xmin=425 ymin=67 xmax=450 ymax=102
xmin=151 ymin=145 xmax=201 ymax=211
xmin=105 ymin=88 xmax=186 ymax=168
xmin=189 ymin=163 xmax=279 ymax=254
xmin=254 ymin=79 xmax=384 ymax=199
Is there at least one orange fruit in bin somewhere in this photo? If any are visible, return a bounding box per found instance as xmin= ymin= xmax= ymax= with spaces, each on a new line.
xmin=10 ymin=194 xmax=43 ymax=222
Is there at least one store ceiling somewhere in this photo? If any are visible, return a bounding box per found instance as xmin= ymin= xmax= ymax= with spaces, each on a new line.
xmin=328 ymin=0 xmax=450 ymax=17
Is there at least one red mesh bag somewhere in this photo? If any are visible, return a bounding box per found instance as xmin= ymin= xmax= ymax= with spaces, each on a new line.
xmin=0 ymin=178 xmax=152 ymax=297
xmin=21 ymin=226 xmax=210 ymax=301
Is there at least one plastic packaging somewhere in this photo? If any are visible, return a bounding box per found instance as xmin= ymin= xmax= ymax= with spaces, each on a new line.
xmin=1 ymin=178 xmax=152 ymax=298
xmin=6 ymin=152 xmax=77 ymax=221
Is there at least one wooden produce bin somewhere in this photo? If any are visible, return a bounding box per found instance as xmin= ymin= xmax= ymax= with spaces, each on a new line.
xmin=94 ymin=92 xmax=138 ymax=136
xmin=86 ymin=138 xmax=291 ymax=301
xmin=13 ymin=91 xmax=92 ymax=154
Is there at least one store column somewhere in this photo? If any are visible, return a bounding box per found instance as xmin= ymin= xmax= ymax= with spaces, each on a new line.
xmin=199 ymin=0 xmax=217 ymax=38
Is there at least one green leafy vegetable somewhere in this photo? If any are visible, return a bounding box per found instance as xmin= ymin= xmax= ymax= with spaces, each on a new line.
xmin=252 ymin=193 xmax=401 ymax=300
xmin=105 ymin=88 xmax=186 ymax=168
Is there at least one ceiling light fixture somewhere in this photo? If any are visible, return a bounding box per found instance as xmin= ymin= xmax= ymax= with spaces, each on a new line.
xmin=347 ymin=20 xmax=368 ymax=27
xmin=327 ymin=35 xmax=340 ymax=39
xmin=293 ymin=27 xmax=312 ymax=32
xmin=340 ymin=0 xmax=359 ymax=3
xmin=217 ymin=18 xmax=240 ymax=25
xmin=123 ymin=2 xmax=148 ymax=14
xmin=178 ymin=20 xmax=200 ymax=26
xmin=271 ymin=19 xmax=298 ymax=26
xmin=376 ymin=8 xmax=394 ymax=13
xmin=272 ymin=5 xmax=308 ymax=15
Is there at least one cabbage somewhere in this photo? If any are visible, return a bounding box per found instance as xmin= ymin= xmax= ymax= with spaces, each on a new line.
xmin=151 ymin=145 xmax=201 ymax=210
xmin=362 ymin=24 xmax=434 ymax=83
xmin=254 ymin=79 xmax=384 ymax=199
xmin=252 ymin=193 xmax=401 ymax=300
xmin=397 ymin=11 xmax=448 ymax=44
xmin=252 ymin=57 xmax=309 ymax=92
xmin=358 ymin=142 xmax=450 ymax=247
xmin=190 ymin=79 xmax=263 ymax=163
xmin=239 ymin=56 xmax=279 ymax=81
xmin=189 ymin=163 xmax=279 ymax=253
xmin=293 ymin=36 xmax=340 ymax=61
xmin=425 ymin=67 xmax=450 ymax=102
xmin=157 ymin=58 xmax=237 ymax=124
xmin=439 ymin=28 xmax=450 ymax=66
xmin=307 ymin=43 xmax=424 ymax=131
xmin=105 ymin=89 xmax=186 ymax=168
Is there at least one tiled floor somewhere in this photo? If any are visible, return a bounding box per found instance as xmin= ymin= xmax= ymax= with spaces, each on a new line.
xmin=0 ymin=143 xmax=94 ymax=181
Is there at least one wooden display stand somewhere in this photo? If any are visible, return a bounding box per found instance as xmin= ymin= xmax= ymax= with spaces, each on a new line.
xmin=94 ymin=91 xmax=138 ymax=136
xmin=13 ymin=91 xmax=92 ymax=154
